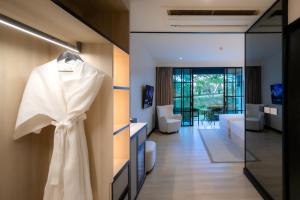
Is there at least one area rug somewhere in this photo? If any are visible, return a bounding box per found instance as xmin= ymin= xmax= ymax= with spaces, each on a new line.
xmin=199 ymin=129 xmax=256 ymax=163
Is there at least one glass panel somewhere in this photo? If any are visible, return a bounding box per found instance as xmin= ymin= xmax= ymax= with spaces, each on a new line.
xmin=236 ymin=82 xmax=242 ymax=96
xmin=172 ymin=68 xmax=193 ymax=126
xmin=183 ymin=83 xmax=191 ymax=96
xmin=235 ymin=97 xmax=242 ymax=111
xmin=137 ymin=144 xmax=145 ymax=186
xmin=226 ymin=97 xmax=235 ymax=111
xmin=173 ymin=83 xmax=182 ymax=97
xmin=173 ymin=98 xmax=181 ymax=112
xmin=226 ymin=69 xmax=236 ymax=82
xmin=245 ymin=0 xmax=283 ymax=199
xmin=224 ymin=67 xmax=243 ymax=114
xmin=182 ymin=111 xmax=192 ymax=126
xmin=183 ymin=69 xmax=191 ymax=82
xmin=173 ymin=68 xmax=182 ymax=82
xmin=227 ymin=82 xmax=235 ymax=96
xmin=236 ymin=68 xmax=242 ymax=82
xmin=183 ymin=97 xmax=191 ymax=109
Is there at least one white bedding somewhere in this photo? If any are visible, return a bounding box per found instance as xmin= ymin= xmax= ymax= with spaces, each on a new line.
xmin=219 ymin=114 xmax=244 ymax=136
xmin=230 ymin=120 xmax=245 ymax=150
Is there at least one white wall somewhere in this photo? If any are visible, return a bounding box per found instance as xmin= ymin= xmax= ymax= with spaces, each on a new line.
xmin=261 ymin=51 xmax=283 ymax=131
xmin=130 ymin=35 xmax=156 ymax=134
xmin=132 ymin=33 xmax=245 ymax=68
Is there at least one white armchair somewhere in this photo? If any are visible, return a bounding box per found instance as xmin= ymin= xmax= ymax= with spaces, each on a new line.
xmin=157 ymin=105 xmax=182 ymax=133
xmin=246 ymin=104 xmax=264 ymax=131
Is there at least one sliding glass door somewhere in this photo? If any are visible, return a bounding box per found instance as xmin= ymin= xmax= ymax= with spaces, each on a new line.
xmin=193 ymin=68 xmax=225 ymax=122
xmin=173 ymin=67 xmax=243 ymax=126
xmin=173 ymin=68 xmax=193 ymax=126
xmin=224 ymin=68 xmax=244 ymax=113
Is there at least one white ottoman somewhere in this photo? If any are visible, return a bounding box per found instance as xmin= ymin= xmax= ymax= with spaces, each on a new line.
xmin=145 ymin=141 xmax=156 ymax=173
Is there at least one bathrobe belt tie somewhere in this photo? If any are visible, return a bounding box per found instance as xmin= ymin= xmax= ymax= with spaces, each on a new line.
xmin=49 ymin=113 xmax=87 ymax=185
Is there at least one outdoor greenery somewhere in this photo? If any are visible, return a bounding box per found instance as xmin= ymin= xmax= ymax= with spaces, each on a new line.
xmin=193 ymin=74 xmax=224 ymax=109
xmin=172 ymin=68 xmax=244 ymax=124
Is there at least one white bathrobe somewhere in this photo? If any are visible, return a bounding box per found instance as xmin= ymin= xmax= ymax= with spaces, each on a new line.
xmin=14 ymin=59 xmax=104 ymax=200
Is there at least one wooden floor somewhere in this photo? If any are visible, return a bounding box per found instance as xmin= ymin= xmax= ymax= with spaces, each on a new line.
xmin=137 ymin=126 xmax=262 ymax=200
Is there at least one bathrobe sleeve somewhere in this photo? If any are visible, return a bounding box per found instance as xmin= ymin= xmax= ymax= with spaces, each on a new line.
xmin=14 ymin=70 xmax=53 ymax=140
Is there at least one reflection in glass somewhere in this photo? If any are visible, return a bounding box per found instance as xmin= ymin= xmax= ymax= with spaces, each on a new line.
xmin=245 ymin=1 xmax=283 ymax=199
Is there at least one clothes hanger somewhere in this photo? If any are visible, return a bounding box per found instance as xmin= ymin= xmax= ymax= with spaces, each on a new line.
xmin=57 ymin=51 xmax=84 ymax=72
xmin=57 ymin=51 xmax=83 ymax=63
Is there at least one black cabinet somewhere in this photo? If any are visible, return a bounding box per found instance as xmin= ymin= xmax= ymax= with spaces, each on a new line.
xmin=112 ymin=162 xmax=129 ymax=200
xmin=137 ymin=143 xmax=145 ymax=188
xmin=130 ymin=124 xmax=147 ymax=200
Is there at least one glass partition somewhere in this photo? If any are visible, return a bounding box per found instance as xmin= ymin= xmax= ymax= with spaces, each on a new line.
xmin=245 ymin=1 xmax=283 ymax=199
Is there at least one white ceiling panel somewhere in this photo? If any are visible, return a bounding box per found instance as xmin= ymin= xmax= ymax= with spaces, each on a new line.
xmin=130 ymin=0 xmax=276 ymax=32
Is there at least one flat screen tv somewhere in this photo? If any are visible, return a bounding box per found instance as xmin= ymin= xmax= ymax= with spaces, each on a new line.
xmin=143 ymin=85 xmax=154 ymax=109
xmin=271 ymin=84 xmax=283 ymax=104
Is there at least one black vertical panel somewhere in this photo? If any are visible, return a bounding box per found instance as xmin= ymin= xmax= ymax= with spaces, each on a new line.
xmin=286 ymin=19 xmax=300 ymax=200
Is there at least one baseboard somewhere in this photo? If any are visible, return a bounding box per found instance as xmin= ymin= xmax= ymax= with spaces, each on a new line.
xmin=244 ymin=168 xmax=274 ymax=200
xmin=147 ymin=128 xmax=156 ymax=138
xmin=264 ymin=125 xmax=283 ymax=134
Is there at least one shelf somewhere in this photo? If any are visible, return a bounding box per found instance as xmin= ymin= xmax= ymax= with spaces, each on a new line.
xmin=113 ymin=46 xmax=130 ymax=87
xmin=113 ymin=158 xmax=128 ymax=177
xmin=114 ymin=123 xmax=130 ymax=135
xmin=113 ymin=127 xmax=129 ymax=177
xmin=0 ymin=1 xmax=107 ymax=44
xmin=113 ymin=90 xmax=130 ymax=130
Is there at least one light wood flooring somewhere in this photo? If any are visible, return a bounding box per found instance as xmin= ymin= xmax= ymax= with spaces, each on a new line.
xmin=137 ymin=126 xmax=262 ymax=200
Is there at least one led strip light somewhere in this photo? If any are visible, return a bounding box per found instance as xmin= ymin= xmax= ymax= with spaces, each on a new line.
xmin=0 ymin=14 xmax=80 ymax=53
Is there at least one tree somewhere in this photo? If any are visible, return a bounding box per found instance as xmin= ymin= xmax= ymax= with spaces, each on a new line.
xmin=193 ymin=74 xmax=224 ymax=108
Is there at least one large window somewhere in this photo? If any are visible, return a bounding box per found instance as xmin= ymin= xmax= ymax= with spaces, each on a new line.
xmin=172 ymin=67 xmax=243 ymax=126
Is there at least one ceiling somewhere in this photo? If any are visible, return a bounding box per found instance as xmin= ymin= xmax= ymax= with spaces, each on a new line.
xmin=131 ymin=33 xmax=245 ymax=67
xmin=130 ymin=0 xmax=276 ymax=32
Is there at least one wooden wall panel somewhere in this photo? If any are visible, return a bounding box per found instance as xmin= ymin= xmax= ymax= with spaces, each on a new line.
xmin=82 ymin=43 xmax=114 ymax=200
xmin=0 ymin=25 xmax=64 ymax=200
xmin=0 ymin=26 xmax=113 ymax=200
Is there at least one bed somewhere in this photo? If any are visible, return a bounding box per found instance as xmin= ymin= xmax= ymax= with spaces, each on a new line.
xmin=229 ymin=120 xmax=245 ymax=150
xmin=219 ymin=114 xmax=244 ymax=137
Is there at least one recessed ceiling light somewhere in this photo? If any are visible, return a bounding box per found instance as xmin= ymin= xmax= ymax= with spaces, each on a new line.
xmin=179 ymin=57 xmax=183 ymax=60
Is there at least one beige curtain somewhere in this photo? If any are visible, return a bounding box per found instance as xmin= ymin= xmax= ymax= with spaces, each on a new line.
xmin=156 ymin=67 xmax=173 ymax=106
